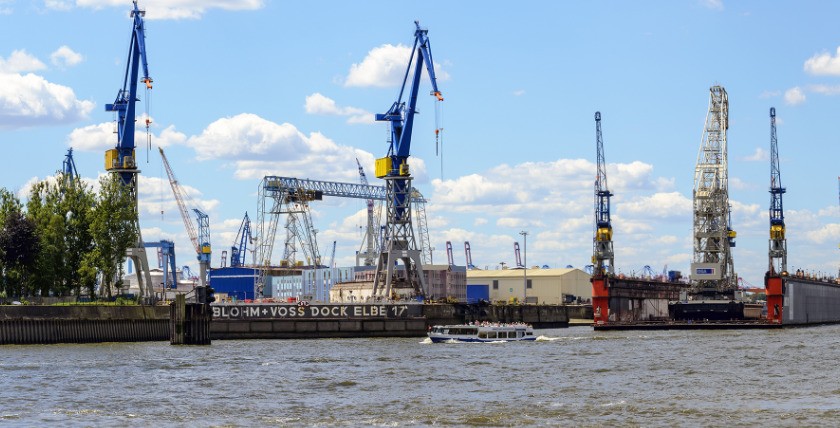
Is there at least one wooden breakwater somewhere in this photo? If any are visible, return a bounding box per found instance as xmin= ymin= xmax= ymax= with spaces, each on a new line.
xmin=0 ymin=305 xmax=168 ymax=345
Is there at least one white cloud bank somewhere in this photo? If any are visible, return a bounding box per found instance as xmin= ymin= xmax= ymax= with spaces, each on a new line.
xmin=304 ymin=93 xmax=372 ymax=124
xmin=804 ymin=47 xmax=840 ymax=76
xmin=345 ymin=43 xmax=449 ymax=88
xmin=51 ymin=0 xmax=264 ymax=20
xmin=50 ymin=46 xmax=83 ymax=68
xmin=0 ymin=72 xmax=94 ymax=129
xmin=0 ymin=50 xmax=46 ymax=73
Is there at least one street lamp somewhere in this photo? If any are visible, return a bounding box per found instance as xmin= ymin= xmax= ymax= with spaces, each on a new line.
xmin=520 ymin=230 xmax=528 ymax=303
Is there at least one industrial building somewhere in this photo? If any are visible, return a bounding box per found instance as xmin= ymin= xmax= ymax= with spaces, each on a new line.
xmin=329 ymin=265 xmax=466 ymax=302
xmin=467 ymin=268 xmax=591 ymax=305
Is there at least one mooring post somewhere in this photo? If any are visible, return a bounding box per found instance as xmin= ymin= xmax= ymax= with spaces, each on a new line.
xmin=170 ymin=293 xmax=212 ymax=345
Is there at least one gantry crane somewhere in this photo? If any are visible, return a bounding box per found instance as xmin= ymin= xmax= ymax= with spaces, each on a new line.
xmin=691 ymin=85 xmax=737 ymax=299
xmin=593 ymin=111 xmax=615 ymax=276
xmin=159 ymin=148 xmax=210 ymax=287
xmin=372 ymin=21 xmax=443 ymax=299
xmin=230 ymin=212 xmax=253 ymax=268
xmin=768 ymin=107 xmax=787 ymax=275
xmin=465 ymin=241 xmax=477 ymax=270
xmin=356 ymin=158 xmax=379 ymax=266
xmin=104 ymin=1 xmax=153 ymax=301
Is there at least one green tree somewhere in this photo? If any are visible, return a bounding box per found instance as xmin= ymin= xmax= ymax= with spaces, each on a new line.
xmin=0 ymin=189 xmax=23 ymax=296
xmin=88 ymin=174 xmax=138 ymax=298
xmin=27 ymin=179 xmax=66 ymax=296
xmin=0 ymin=210 xmax=40 ymax=297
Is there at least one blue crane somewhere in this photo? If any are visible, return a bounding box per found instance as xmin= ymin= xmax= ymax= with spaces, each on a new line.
xmin=593 ymin=112 xmax=615 ymax=276
xmin=372 ymin=21 xmax=444 ymax=299
xmin=230 ymin=212 xmax=252 ymax=268
xmin=104 ymin=1 xmax=152 ymax=187
xmin=193 ymin=208 xmax=211 ymax=287
xmin=61 ymin=148 xmax=79 ymax=183
xmin=768 ymin=107 xmax=787 ymax=274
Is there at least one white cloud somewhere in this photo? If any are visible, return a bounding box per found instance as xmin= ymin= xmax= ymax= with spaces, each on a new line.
xmin=808 ymin=84 xmax=840 ymax=96
xmin=0 ymin=72 xmax=94 ymax=129
xmin=345 ymin=43 xmax=449 ymax=88
xmin=0 ymin=50 xmax=46 ymax=73
xmin=513 ymin=89 xmax=525 ymax=96
xmin=620 ymin=192 xmax=692 ymax=219
xmin=804 ymin=47 xmax=840 ymax=76
xmin=700 ymin=0 xmax=724 ymax=10
xmin=66 ymin=116 xmax=186 ymax=152
xmin=186 ymin=113 xmax=381 ymax=182
xmin=304 ymin=93 xmax=372 ymax=124
xmin=50 ymin=46 xmax=83 ymax=68
xmin=783 ymin=87 xmax=805 ymax=105
xmin=61 ymin=0 xmax=264 ymax=20
xmin=743 ymin=147 xmax=768 ymax=162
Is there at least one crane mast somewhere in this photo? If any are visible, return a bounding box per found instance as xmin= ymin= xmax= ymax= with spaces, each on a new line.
xmin=768 ymin=107 xmax=787 ymax=275
xmin=231 ymin=212 xmax=252 ymax=268
xmin=356 ymin=158 xmax=378 ymax=266
xmin=593 ymin=111 xmax=615 ymax=276
xmin=104 ymin=1 xmax=153 ymax=302
xmin=691 ymin=85 xmax=737 ymax=299
xmin=372 ymin=21 xmax=443 ymax=299
xmin=193 ymin=208 xmax=211 ymax=287
xmin=159 ymin=148 xmax=200 ymax=254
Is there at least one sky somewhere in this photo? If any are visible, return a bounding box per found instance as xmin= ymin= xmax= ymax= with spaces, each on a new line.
xmin=1 ymin=0 xmax=839 ymax=286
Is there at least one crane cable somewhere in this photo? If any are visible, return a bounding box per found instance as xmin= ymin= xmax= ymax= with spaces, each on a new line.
xmin=435 ymin=98 xmax=443 ymax=178
xmin=145 ymin=85 xmax=153 ymax=163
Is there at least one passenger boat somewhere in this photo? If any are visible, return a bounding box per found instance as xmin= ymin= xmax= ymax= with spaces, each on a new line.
xmin=427 ymin=323 xmax=536 ymax=343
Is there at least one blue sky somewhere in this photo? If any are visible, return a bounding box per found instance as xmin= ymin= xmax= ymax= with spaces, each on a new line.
xmin=1 ymin=0 xmax=838 ymax=285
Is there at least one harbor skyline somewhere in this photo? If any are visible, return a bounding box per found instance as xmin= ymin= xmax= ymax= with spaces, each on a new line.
xmin=0 ymin=0 xmax=838 ymax=284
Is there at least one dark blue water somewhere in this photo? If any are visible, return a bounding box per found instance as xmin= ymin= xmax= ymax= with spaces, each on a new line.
xmin=2 ymin=325 xmax=839 ymax=426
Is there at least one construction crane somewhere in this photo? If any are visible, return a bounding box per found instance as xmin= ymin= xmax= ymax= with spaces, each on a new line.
xmin=193 ymin=208 xmax=211 ymax=287
xmin=230 ymin=212 xmax=252 ymax=268
xmin=103 ymin=1 xmax=154 ymax=302
xmin=691 ymin=85 xmax=737 ymax=299
xmin=768 ymin=107 xmax=787 ymax=275
xmin=514 ymin=242 xmax=523 ymax=268
xmin=372 ymin=21 xmax=444 ymax=299
xmin=255 ymin=175 xmax=430 ymax=298
xmin=159 ymin=148 xmax=209 ymax=287
xmin=593 ymin=112 xmax=615 ymax=276
xmin=61 ymin=148 xmax=79 ymax=186
xmin=356 ymin=158 xmax=379 ymax=266
xmin=465 ymin=241 xmax=477 ymax=270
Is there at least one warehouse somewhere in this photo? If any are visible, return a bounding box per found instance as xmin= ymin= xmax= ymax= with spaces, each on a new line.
xmin=466 ymin=268 xmax=591 ymax=304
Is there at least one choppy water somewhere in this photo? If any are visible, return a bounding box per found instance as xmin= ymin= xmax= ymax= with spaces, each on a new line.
xmin=2 ymin=324 xmax=840 ymax=427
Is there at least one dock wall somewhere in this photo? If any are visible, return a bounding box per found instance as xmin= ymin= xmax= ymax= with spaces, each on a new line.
xmin=784 ymin=278 xmax=840 ymax=325
xmin=0 ymin=306 xmax=169 ymax=345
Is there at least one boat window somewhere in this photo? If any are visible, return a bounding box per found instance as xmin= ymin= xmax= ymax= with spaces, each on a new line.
xmin=478 ymin=331 xmax=487 ymax=339
xmin=516 ymin=331 xmax=523 ymax=338
xmin=525 ymin=331 xmax=533 ymax=336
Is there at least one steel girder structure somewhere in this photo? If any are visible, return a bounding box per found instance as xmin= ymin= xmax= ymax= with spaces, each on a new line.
xmin=691 ymin=85 xmax=737 ymax=298
xmin=254 ymin=176 xmax=429 ymax=298
xmin=768 ymin=107 xmax=787 ymax=275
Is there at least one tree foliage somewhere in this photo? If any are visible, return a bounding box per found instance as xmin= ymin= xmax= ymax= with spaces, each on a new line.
xmin=0 ymin=171 xmax=136 ymax=300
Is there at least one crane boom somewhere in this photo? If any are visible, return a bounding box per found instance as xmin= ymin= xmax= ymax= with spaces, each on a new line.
xmin=159 ymin=147 xmax=199 ymax=254
xmin=593 ymin=111 xmax=615 ymax=276
xmin=768 ymin=107 xmax=787 ymax=274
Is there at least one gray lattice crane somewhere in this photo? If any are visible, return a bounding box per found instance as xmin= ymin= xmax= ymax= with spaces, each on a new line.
xmin=691 ymin=85 xmax=737 ymax=298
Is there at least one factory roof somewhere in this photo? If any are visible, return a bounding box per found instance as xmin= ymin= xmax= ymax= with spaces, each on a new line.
xmin=466 ymin=268 xmax=588 ymax=278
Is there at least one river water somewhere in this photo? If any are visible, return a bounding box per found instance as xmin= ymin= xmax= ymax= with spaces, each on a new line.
xmin=2 ymin=324 xmax=839 ymax=427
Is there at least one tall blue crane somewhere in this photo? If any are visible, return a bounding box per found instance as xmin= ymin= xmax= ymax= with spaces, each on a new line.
xmin=104 ymin=1 xmax=154 ymax=302
xmin=593 ymin=112 xmax=615 ymax=276
xmin=230 ymin=212 xmax=252 ymax=268
xmin=104 ymin=0 xmax=152 ymax=187
xmin=61 ymin=148 xmax=79 ymax=184
xmin=768 ymin=107 xmax=787 ymax=274
xmin=372 ymin=21 xmax=443 ymax=299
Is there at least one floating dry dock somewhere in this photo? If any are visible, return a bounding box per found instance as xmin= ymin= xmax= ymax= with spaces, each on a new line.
xmin=592 ymin=274 xmax=840 ymax=331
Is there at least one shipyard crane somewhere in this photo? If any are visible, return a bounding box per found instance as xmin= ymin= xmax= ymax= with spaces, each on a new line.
xmin=372 ymin=21 xmax=444 ymax=299
xmin=691 ymin=85 xmax=737 ymax=299
xmin=465 ymin=241 xmax=477 ymax=270
xmin=768 ymin=108 xmax=787 ymax=275
xmin=61 ymin=148 xmax=79 ymax=187
xmin=159 ymin=148 xmax=209 ymax=287
xmin=514 ymin=242 xmax=523 ymax=268
xmin=356 ymin=158 xmax=379 ymax=266
xmin=593 ymin=112 xmax=615 ymax=276
xmin=230 ymin=212 xmax=253 ymax=268
xmin=103 ymin=1 xmax=154 ymax=301
xmin=446 ymin=241 xmax=454 ymax=266
xmin=193 ymin=208 xmax=211 ymax=287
